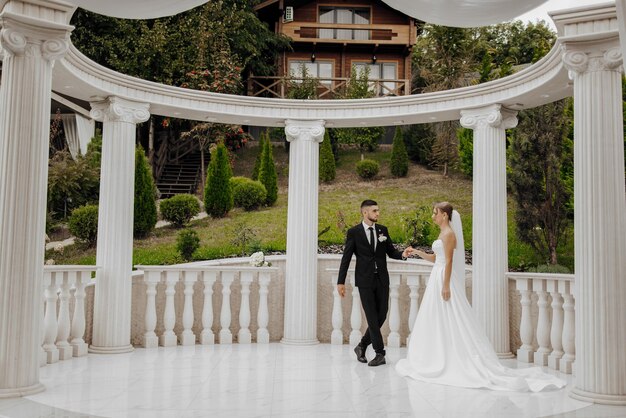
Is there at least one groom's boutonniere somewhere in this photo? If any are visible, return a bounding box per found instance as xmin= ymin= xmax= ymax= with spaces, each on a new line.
xmin=378 ymin=235 xmax=387 ymax=243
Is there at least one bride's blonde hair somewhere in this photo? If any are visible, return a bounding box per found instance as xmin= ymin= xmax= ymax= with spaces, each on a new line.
xmin=434 ymin=202 xmax=453 ymax=221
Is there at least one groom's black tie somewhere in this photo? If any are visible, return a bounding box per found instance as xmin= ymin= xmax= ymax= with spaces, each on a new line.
xmin=368 ymin=227 xmax=375 ymax=253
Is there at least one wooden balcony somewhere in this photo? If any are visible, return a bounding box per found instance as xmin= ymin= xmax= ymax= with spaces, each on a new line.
xmin=282 ymin=22 xmax=412 ymax=45
xmin=247 ymin=75 xmax=412 ymax=98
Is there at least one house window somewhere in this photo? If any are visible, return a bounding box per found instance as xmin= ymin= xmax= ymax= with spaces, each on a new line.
xmin=353 ymin=62 xmax=398 ymax=95
xmin=319 ymin=7 xmax=370 ymax=40
xmin=289 ymin=60 xmax=333 ymax=85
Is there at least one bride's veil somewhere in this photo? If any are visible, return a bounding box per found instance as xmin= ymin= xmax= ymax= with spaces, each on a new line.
xmin=451 ymin=210 xmax=465 ymax=282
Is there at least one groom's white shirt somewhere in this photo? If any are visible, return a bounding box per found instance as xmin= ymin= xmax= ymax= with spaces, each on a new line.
xmin=362 ymin=221 xmax=378 ymax=251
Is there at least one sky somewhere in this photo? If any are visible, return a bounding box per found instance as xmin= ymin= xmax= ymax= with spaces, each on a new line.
xmin=515 ymin=0 xmax=609 ymax=29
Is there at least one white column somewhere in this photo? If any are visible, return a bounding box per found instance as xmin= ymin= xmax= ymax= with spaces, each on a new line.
xmin=460 ymin=104 xmax=516 ymax=358
xmin=387 ymin=273 xmax=401 ymax=347
xmin=160 ymin=270 xmax=178 ymax=347
xmin=200 ymin=271 xmax=217 ymax=345
xmin=330 ymin=274 xmax=344 ymax=345
xmin=257 ymin=271 xmax=271 ymax=344
xmin=282 ymin=119 xmax=325 ymax=345
xmin=143 ymin=270 xmax=160 ymax=349
xmin=238 ymin=271 xmax=253 ymax=344
xmin=562 ymin=44 xmax=626 ymax=405
xmin=0 ymin=2 xmax=71 ymax=397
xmin=219 ymin=271 xmax=235 ymax=344
xmin=180 ymin=271 xmax=197 ymax=346
xmin=89 ymin=97 xmax=150 ymax=354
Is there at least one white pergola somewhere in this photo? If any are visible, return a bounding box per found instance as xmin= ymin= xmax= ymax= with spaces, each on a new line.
xmin=0 ymin=0 xmax=624 ymax=405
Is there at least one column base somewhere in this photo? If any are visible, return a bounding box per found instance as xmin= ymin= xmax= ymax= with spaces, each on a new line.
xmin=257 ymin=330 xmax=269 ymax=344
xmin=219 ymin=330 xmax=232 ymax=344
xmin=180 ymin=332 xmax=196 ymax=346
xmin=516 ymin=348 xmax=534 ymax=363
xmin=570 ymin=388 xmax=626 ymax=406
xmin=199 ymin=332 xmax=214 ymax=345
xmin=387 ymin=333 xmax=400 ymax=348
xmin=497 ymin=352 xmax=516 ymax=360
xmin=280 ymin=337 xmax=319 ymax=346
xmin=238 ymin=330 xmax=251 ymax=344
xmin=331 ymin=330 xmax=343 ymax=345
xmin=0 ymin=383 xmax=45 ymax=399
xmin=88 ymin=344 xmax=134 ymax=354
xmin=143 ymin=335 xmax=158 ymax=349
xmin=349 ymin=331 xmax=362 ymax=346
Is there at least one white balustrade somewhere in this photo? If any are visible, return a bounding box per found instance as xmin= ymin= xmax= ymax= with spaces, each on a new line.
xmin=509 ymin=272 xmax=576 ymax=374
xmin=348 ymin=273 xmax=362 ymax=346
xmin=387 ymin=273 xmax=401 ymax=347
xmin=331 ymin=274 xmax=343 ymax=345
xmin=136 ymin=265 xmax=277 ymax=347
xmin=41 ymin=266 xmax=98 ymax=367
xmin=406 ymin=274 xmax=421 ymax=345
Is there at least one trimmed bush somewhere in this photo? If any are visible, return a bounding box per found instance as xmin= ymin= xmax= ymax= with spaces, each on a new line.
xmin=251 ymin=131 xmax=266 ymax=181
xmin=458 ymin=127 xmax=473 ymax=177
xmin=232 ymin=178 xmax=267 ymax=211
xmin=356 ymin=159 xmax=379 ymax=180
xmin=204 ymin=143 xmax=233 ymax=218
xmin=390 ymin=126 xmax=409 ymax=177
xmin=176 ymin=229 xmax=200 ymax=261
xmin=258 ymin=138 xmax=278 ymax=205
xmin=160 ymin=194 xmax=200 ymax=227
xmin=68 ymin=204 xmax=99 ymax=246
xmin=319 ymin=130 xmax=336 ymax=182
xmin=134 ymin=146 xmax=158 ymax=238
xmin=528 ymin=264 xmax=571 ymax=274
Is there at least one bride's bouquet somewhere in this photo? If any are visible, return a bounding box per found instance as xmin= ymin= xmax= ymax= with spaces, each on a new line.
xmin=249 ymin=251 xmax=272 ymax=267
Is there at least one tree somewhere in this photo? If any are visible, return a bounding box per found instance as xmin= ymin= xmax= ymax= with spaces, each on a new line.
xmin=390 ymin=126 xmax=409 ymax=177
xmin=508 ymin=99 xmax=573 ymax=265
xmin=287 ymin=64 xmax=319 ymax=100
xmin=134 ymin=146 xmax=158 ymax=238
xmin=458 ymin=127 xmax=473 ymax=177
xmin=204 ymin=143 xmax=233 ymax=217
xmin=403 ymin=124 xmax=435 ymax=166
xmin=258 ymin=138 xmax=278 ymax=205
xmin=319 ymin=130 xmax=336 ymax=182
xmin=334 ymin=67 xmax=384 ymax=159
xmin=252 ymin=131 xmax=267 ymax=181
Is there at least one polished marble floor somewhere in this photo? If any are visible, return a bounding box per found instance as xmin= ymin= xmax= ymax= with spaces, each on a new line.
xmin=1 ymin=344 xmax=625 ymax=418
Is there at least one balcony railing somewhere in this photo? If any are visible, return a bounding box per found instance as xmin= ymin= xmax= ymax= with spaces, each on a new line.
xmin=282 ymin=22 xmax=411 ymax=45
xmin=247 ymin=76 xmax=411 ymax=98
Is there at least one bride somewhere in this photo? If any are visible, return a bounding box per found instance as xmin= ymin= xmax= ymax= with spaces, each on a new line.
xmin=395 ymin=202 xmax=565 ymax=392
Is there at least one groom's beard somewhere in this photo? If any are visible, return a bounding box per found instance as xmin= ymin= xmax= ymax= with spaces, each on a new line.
xmin=366 ymin=215 xmax=378 ymax=224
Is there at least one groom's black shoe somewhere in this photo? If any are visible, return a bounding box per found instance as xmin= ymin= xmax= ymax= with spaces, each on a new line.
xmin=368 ymin=353 xmax=386 ymax=367
xmin=354 ymin=344 xmax=367 ymax=363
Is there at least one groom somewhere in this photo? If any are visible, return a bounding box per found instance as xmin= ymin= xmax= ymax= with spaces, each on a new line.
xmin=337 ymin=199 xmax=410 ymax=366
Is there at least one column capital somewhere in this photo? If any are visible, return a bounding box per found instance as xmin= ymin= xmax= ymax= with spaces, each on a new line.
xmin=284 ymin=120 xmax=325 ymax=143
xmin=0 ymin=11 xmax=72 ymax=61
xmin=460 ymin=104 xmax=517 ymax=130
xmin=90 ymin=97 xmax=150 ymax=124
xmin=562 ymin=46 xmax=623 ymax=76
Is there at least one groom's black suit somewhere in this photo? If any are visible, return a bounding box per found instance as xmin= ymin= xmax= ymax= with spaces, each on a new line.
xmin=337 ymin=223 xmax=404 ymax=355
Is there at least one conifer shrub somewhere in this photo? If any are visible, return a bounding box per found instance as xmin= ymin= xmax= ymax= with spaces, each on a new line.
xmin=390 ymin=126 xmax=409 ymax=177
xmin=68 ymin=204 xmax=99 ymax=246
xmin=204 ymin=143 xmax=233 ymax=217
xmin=230 ymin=177 xmax=267 ymax=211
xmin=160 ymin=194 xmax=200 ymax=227
xmin=319 ymin=130 xmax=336 ymax=182
xmin=258 ymin=138 xmax=278 ymax=205
xmin=356 ymin=159 xmax=379 ymax=180
xmin=134 ymin=146 xmax=158 ymax=238
xmin=176 ymin=229 xmax=200 ymax=261
xmin=251 ymin=132 xmax=266 ymax=181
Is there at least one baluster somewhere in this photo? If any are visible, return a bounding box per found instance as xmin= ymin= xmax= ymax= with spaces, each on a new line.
xmin=560 ymin=281 xmax=576 ymax=374
xmin=387 ymin=273 xmax=401 ymax=347
xmin=406 ymin=274 xmax=420 ymax=345
xmin=257 ymin=271 xmax=271 ymax=344
xmin=219 ymin=271 xmax=236 ymax=344
xmin=348 ymin=273 xmax=362 ymax=346
xmin=516 ymin=278 xmax=535 ymax=363
xmin=56 ymin=272 xmax=73 ymax=360
xmin=69 ymin=271 xmax=88 ymax=357
xmin=180 ymin=271 xmax=197 ymax=346
xmin=548 ymin=279 xmax=564 ymax=370
xmin=533 ymin=279 xmax=551 ymax=366
xmin=200 ymin=271 xmax=217 ymax=345
xmin=143 ymin=270 xmax=160 ymax=348
xmin=331 ymin=274 xmax=343 ymax=345
xmin=40 ymin=272 xmax=48 ymax=367
xmin=159 ymin=270 xmax=178 ymax=347
xmin=238 ymin=271 xmax=253 ymax=344
xmin=43 ymin=271 xmax=59 ymax=364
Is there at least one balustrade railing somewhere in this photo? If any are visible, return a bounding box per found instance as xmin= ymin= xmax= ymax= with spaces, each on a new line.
xmin=136 ymin=265 xmax=277 ymax=347
xmin=508 ymin=272 xmax=576 ymax=374
xmin=41 ymin=265 xmax=98 ymax=366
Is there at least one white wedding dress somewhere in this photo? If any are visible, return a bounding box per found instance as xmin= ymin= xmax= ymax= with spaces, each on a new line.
xmin=396 ymin=233 xmax=566 ymax=392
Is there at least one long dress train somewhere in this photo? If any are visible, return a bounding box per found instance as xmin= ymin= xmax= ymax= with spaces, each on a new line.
xmin=395 ymin=239 xmax=565 ymax=392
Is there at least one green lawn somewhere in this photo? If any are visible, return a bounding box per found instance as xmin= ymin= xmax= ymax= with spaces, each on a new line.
xmin=47 ymin=145 xmax=575 ymax=271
